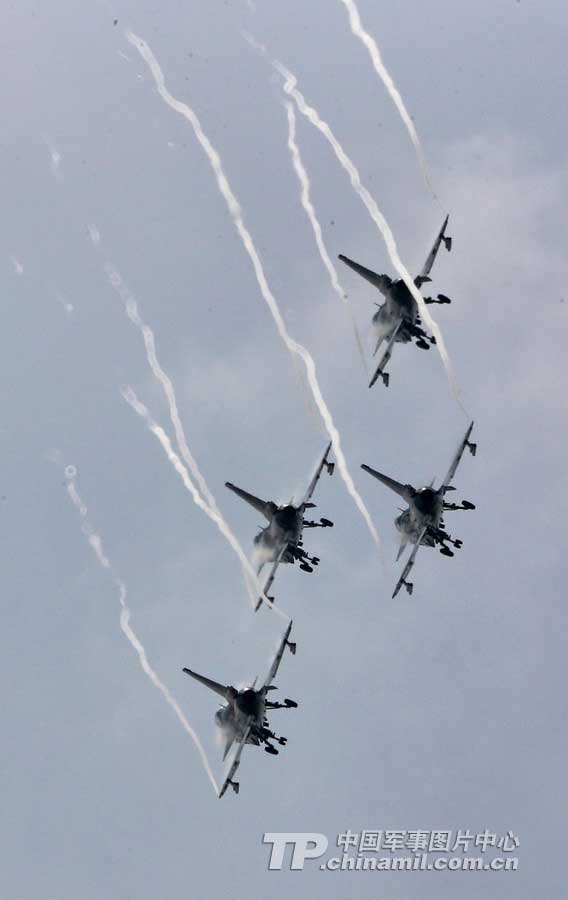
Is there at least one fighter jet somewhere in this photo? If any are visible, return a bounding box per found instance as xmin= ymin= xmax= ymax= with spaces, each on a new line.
xmin=183 ymin=621 xmax=297 ymax=798
xmin=225 ymin=442 xmax=335 ymax=610
xmin=361 ymin=422 xmax=477 ymax=598
xmin=339 ymin=215 xmax=452 ymax=388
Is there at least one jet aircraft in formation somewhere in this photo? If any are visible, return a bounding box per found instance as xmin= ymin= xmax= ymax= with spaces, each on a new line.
xmin=339 ymin=215 xmax=453 ymax=389
xmin=362 ymin=422 xmax=477 ymax=598
xmin=183 ymin=621 xmax=297 ymax=797
xmin=185 ymin=216 xmax=477 ymax=797
xmin=225 ymin=442 xmax=335 ymax=609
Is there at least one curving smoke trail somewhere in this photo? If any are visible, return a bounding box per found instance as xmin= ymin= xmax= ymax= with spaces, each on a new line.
xmin=337 ymin=0 xmax=435 ymax=197
xmin=93 ymin=246 xmax=217 ymax=512
xmin=87 ymin=231 xmax=282 ymax=613
xmin=121 ymin=386 xmax=290 ymax=620
xmin=285 ymin=101 xmax=368 ymax=373
xmin=126 ymin=30 xmax=383 ymax=559
xmin=63 ymin=465 xmax=220 ymax=795
xmin=275 ymin=62 xmax=464 ymax=408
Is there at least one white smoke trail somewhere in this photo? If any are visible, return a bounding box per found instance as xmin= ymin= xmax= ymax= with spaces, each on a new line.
xmin=63 ymin=465 xmax=220 ymax=795
xmin=121 ymin=386 xmax=290 ymax=620
xmin=86 ymin=233 xmax=284 ymax=615
xmin=275 ymin=62 xmax=463 ymax=407
xmin=338 ymin=0 xmax=435 ymax=197
xmin=285 ymin=101 xmax=368 ymax=374
xmin=95 ymin=250 xmax=217 ymax=512
xmin=126 ymin=30 xmax=383 ymax=559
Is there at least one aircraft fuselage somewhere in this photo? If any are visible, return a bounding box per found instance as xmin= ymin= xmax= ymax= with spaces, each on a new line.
xmin=373 ymin=281 xmax=419 ymax=344
xmin=215 ymin=689 xmax=267 ymax=745
xmin=254 ymin=504 xmax=304 ymax=564
xmin=395 ymin=487 xmax=444 ymax=545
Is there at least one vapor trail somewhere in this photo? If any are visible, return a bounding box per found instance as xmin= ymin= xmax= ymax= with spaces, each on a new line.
xmin=126 ymin=30 xmax=383 ymax=558
xmin=97 ymin=251 xmax=217 ymax=512
xmin=338 ymin=0 xmax=435 ymax=197
xmin=87 ymin=234 xmax=281 ymax=614
xmin=64 ymin=466 xmax=219 ymax=795
xmin=276 ymin=62 xmax=462 ymax=406
xmin=285 ymin=102 xmax=368 ymax=373
xmin=121 ymin=386 xmax=290 ymax=620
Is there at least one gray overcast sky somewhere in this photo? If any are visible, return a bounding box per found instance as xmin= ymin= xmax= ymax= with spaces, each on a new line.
xmin=1 ymin=1 xmax=567 ymax=898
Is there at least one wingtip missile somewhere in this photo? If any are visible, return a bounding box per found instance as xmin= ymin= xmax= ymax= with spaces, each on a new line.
xmin=442 ymin=214 xmax=452 ymax=251
xmin=465 ymin=421 xmax=477 ymax=456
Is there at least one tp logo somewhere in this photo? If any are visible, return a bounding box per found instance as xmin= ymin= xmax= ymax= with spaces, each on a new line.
xmin=263 ymin=833 xmax=329 ymax=870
